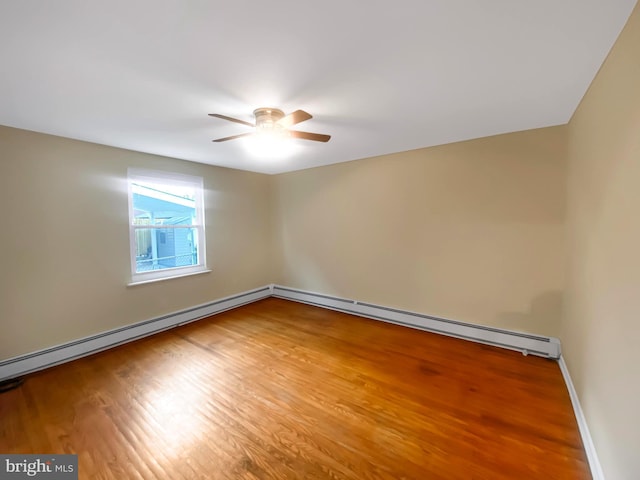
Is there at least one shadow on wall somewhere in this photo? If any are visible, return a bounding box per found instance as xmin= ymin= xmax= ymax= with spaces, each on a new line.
xmin=497 ymin=291 xmax=563 ymax=338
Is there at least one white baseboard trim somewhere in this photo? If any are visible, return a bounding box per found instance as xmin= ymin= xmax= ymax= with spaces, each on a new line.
xmin=0 ymin=285 xmax=272 ymax=383
xmin=272 ymin=285 xmax=561 ymax=359
xmin=558 ymin=356 xmax=604 ymax=480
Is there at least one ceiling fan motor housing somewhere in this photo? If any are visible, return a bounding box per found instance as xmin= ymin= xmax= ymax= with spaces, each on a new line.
xmin=253 ymin=108 xmax=285 ymax=132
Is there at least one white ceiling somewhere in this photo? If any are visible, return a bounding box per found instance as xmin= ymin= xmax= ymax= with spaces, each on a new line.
xmin=0 ymin=1 xmax=636 ymax=174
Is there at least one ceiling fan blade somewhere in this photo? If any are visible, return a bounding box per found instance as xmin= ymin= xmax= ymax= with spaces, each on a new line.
xmin=212 ymin=132 xmax=255 ymax=142
xmin=288 ymin=130 xmax=331 ymax=142
xmin=277 ymin=110 xmax=312 ymax=128
xmin=208 ymin=113 xmax=255 ymax=127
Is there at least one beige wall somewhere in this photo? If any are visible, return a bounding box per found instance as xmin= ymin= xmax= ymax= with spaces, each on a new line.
xmin=564 ymin=3 xmax=640 ymax=478
xmin=272 ymin=127 xmax=566 ymax=337
xmin=0 ymin=126 xmax=272 ymax=360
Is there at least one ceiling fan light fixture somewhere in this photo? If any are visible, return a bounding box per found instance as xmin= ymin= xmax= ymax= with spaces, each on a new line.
xmin=245 ymin=131 xmax=299 ymax=159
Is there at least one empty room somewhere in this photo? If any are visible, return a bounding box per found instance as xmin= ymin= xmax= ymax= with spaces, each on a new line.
xmin=1 ymin=1 xmax=639 ymax=479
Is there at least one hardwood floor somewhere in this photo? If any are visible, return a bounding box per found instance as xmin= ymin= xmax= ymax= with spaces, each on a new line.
xmin=0 ymin=298 xmax=590 ymax=479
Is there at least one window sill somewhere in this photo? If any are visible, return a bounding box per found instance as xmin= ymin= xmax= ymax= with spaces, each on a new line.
xmin=127 ymin=268 xmax=211 ymax=287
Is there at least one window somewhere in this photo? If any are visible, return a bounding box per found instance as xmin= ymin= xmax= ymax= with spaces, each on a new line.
xmin=128 ymin=169 xmax=207 ymax=284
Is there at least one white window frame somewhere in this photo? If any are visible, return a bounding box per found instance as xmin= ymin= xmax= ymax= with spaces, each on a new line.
xmin=127 ymin=168 xmax=208 ymax=285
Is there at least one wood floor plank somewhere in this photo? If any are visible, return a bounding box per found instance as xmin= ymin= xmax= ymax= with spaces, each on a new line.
xmin=0 ymin=298 xmax=590 ymax=479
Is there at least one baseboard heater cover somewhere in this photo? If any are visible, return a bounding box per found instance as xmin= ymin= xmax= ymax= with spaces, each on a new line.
xmin=1 ymin=284 xmax=560 ymax=382
xmin=0 ymin=286 xmax=272 ymax=383
xmin=272 ymin=285 xmax=560 ymax=359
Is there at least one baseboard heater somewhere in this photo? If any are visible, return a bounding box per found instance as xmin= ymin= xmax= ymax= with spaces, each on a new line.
xmin=0 ymin=284 xmax=560 ymax=383
xmin=0 ymin=286 xmax=272 ymax=383
xmin=272 ymin=285 xmax=560 ymax=359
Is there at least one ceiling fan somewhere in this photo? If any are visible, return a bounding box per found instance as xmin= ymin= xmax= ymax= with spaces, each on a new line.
xmin=209 ymin=108 xmax=331 ymax=143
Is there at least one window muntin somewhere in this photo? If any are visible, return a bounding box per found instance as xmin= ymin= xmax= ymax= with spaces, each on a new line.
xmin=128 ymin=169 xmax=207 ymax=284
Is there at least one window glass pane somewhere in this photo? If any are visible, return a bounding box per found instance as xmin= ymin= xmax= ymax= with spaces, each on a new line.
xmin=128 ymin=169 xmax=206 ymax=283
xmin=131 ymin=181 xmax=196 ymax=226
xmin=134 ymin=227 xmax=199 ymax=272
